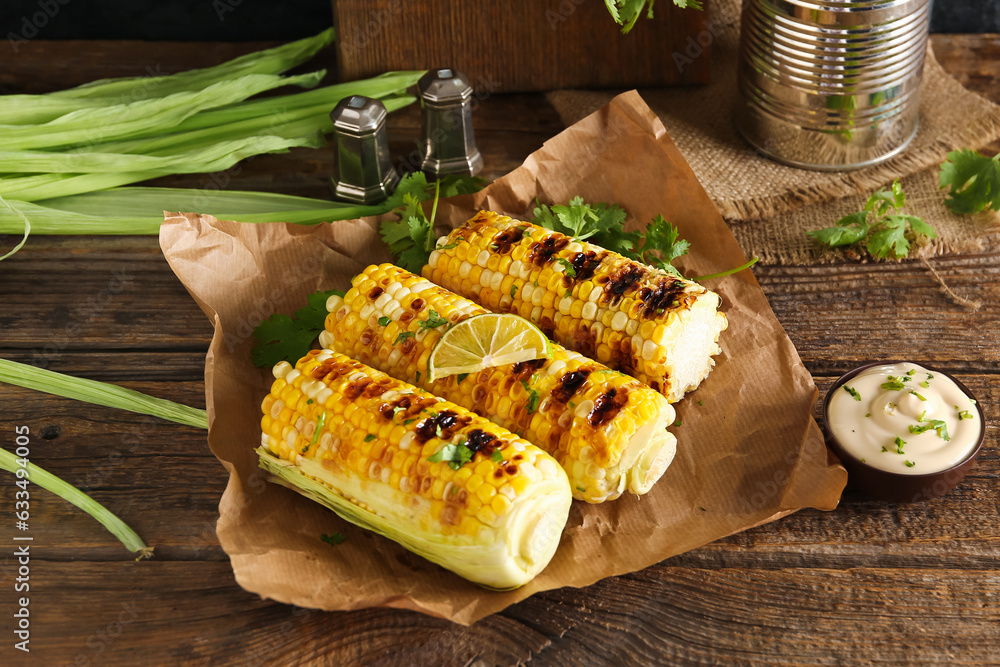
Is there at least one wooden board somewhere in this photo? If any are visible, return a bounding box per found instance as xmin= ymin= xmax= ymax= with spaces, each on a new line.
xmin=333 ymin=0 xmax=713 ymax=92
xmin=0 ymin=33 xmax=998 ymax=666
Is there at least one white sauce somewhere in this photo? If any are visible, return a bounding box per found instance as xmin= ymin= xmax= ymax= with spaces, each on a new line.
xmin=827 ymin=362 xmax=981 ymax=475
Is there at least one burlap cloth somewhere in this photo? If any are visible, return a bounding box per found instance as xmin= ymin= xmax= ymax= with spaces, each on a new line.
xmin=547 ymin=0 xmax=1000 ymax=266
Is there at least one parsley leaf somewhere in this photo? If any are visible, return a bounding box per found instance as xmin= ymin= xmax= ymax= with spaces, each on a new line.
xmin=881 ymin=377 xmax=906 ymax=391
xmin=807 ymin=179 xmax=937 ymax=259
xmin=491 ymin=450 xmax=504 ymax=463
xmin=632 ymin=215 xmax=690 ymax=277
xmin=378 ymin=316 xmax=390 ymax=327
xmin=605 ymin=0 xmax=702 ymax=34
xmin=394 ymin=331 xmax=415 ymax=345
xmin=428 ymin=442 xmax=474 ymax=470
xmin=939 ymin=148 xmax=1000 ymax=214
xmin=251 ymin=288 xmax=346 ymax=367
xmin=554 ymin=257 xmax=577 ymax=277
xmin=843 ymin=385 xmax=861 ymax=401
xmin=321 ymin=532 xmax=345 ymax=546
xmin=417 ymin=310 xmax=448 ymax=330
xmin=379 ymin=173 xmax=487 ymax=272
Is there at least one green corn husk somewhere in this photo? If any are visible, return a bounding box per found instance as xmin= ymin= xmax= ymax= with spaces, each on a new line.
xmin=0 ymin=71 xmax=324 ymax=152
xmin=0 ymin=28 xmax=336 ymax=125
xmin=0 ymin=447 xmax=153 ymax=559
xmin=87 ymin=75 xmax=422 ymax=156
xmin=0 ymin=359 xmax=208 ymax=429
xmin=0 ymin=133 xmax=326 ymax=201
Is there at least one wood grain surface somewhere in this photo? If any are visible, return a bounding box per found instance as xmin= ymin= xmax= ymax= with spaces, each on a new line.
xmin=1 ymin=35 xmax=998 ymax=666
xmin=333 ymin=0 xmax=711 ymax=92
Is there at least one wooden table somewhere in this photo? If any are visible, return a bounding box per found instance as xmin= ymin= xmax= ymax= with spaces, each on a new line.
xmin=2 ymin=35 xmax=998 ymax=666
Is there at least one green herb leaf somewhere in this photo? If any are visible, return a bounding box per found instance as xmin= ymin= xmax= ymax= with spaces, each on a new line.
xmin=251 ymin=288 xmax=346 ymax=367
xmin=428 ymin=442 xmax=474 ymax=470
xmin=491 ymin=450 xmax=504 ymax=463
xmin=843 ymin=385 xmax=861 ymax=401
xmin=904 ymin=460 xmax=916 ymax=468
xmin=378 ymin=316 xmax=390 ymax=326
xmin=394 ymin=331 xmax=415 ymax=345
xmin=633 ymin=215 xmax=690 ymax=276
xmin=510 ymin=284 xmax=518 ymax=299
xmin=909 ymin=390 xmax=927 ymax=401
xmin=456 ymin=373 xmax=469 ymax=384
xmin=555 ymin=257 xmax=577 ymax=277
xmin=881 ymin=377 xmax=906 ymax=391
xmin=605 ymin=0 xmax=702 ymax=34
xmin=380 ymin=174 xmax=486 ymax=271
xmin=909 ymin=419 xmax=950 ymax=441
xmin=321 ymin=532 xmax=345 ymax=546
xmin=807 ymin=179 xmax=936 ymax=259
xmin=311 ymin=412 xmax=326 ymax=447
xmin=894 ymin=436 xmax=906 ymax=454
xmin=364 ymin=434 xmax=376 ymax=442
xmin=526 ymin=387 xmax=540 ymax=413
xmin=958 ymin=409 xmax=974 ymax=420
xmin=939 ymin=148 xmax=1000 ymax=214
xmin=417 ymin=310 xmax=448 ymax=330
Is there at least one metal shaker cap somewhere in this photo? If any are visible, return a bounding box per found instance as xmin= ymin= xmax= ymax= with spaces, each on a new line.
xmin=329 ymin=95 xmax=400 ymax=204
xmin=417 ymin=69 xmax=483 ymax=177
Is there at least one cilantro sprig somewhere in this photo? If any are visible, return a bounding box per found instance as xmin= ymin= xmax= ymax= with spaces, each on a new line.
xmin=806 ymin=179 xmax=937 ymax=259
xmin=428 ymin=440 xmax=474 ymax=470
xmin=379 ymin=173 xmax=487 ymax=272
xmin=605 ymin=0 xmax=703 ymax=34
xmin=251 ymin=288 xmax=345 ymax=367
xmin=939 ymin=148 xmax=1000 ymax=214
xmin=809 ymin=180 xmax=937 ymax=257
xmin=532 ymin=197 xmax=755 ymax=280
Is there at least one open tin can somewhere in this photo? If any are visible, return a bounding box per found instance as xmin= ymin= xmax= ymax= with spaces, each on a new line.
xmin=735 ymin=0 xmax=932 ymax=171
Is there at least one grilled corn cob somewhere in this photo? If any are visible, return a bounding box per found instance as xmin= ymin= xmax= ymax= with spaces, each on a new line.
xmin=320 ymin=263 xmax=677 ymax=503
xmin=422 ymin=210 xmax=728 ymax=403
xmin=257 ymin=349 xmax=571 ymax=590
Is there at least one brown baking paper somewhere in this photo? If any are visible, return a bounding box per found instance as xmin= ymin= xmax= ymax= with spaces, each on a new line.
xmin=160 ymin=90 xmax=846 ymax=625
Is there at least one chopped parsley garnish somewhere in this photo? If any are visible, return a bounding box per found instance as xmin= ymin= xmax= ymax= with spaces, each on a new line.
xmin=393 ymin=331 xmax=415 ymax=345
xmin=565 ymin=289 xmax=572 ymax=298
xmin=307 ymin=399 xmax=314 ymax=405
xmin=403 ymin=419 xmax=415 ymax=425
xmin=906 ymin=369 xmax=916 ymax=376
xmin=415 ymin=371 xmax=421 ymax=383
xmin=436 ymin=241 xmax=459 ymax=251
xmin=909 ymin=390 xmax=927 ymax=401
xmin=554 ymin=257 xmax=577 ymax=277
xmin=521 ymin=379 xmax=541 ymax=413
xmin=904 ymin=460 xmax=916 ymax=468
xmin=428 ymin=441 xmax=474 ymax=470
xmin=957 ymin=408 xmax=974 ymax=420
xmin=311 ymin=412 xmax=326 ymax=446
xmin=894 ymin=436 xmax=906 ymax=454
xmin=491 ymin=450 xmax=504 ymax=463
xmin=698 ymin=400 xmax=704 ymax=406
xmin=457 ymin=373 xmax=469 ymax=384
xmin=576 ymin=485 xmax=587 ymax=493
xmin=881 ymin=446 xmax=888 ymax=452
xmin=378 ymin=316 xmax=390 ymax=327
xmin=675 ymin=419 xmax=683 ymax=427
xmin=919 ymin=381 xmax=930 ymax=388
xmin=392 ymin=405 xmax=407 ymax=421
xmin=417 ymin=310 xmax=448 ymax=330
xmin=510 ymin=284 xmax=518 ymax=299
xmin=364 ymin=434 xmax=376 ymax=442
xmin=881 ymin=377 xmax=906 ymax=391
xmin=843 ymin=385 xmax=861 ymax=401
xmin=865 ymin=413 xmax=872 ymax=418
xmin=320 ymin=533 xmax=345 ymax=546
xmin=909 ymin=419 xmax=950 ymax=441
xmin=927 ymin=373 xmax=935 ymax=380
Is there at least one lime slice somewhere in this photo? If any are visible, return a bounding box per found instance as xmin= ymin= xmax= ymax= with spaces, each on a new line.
xmin=427 ymin=313 xmax=550 ymax=382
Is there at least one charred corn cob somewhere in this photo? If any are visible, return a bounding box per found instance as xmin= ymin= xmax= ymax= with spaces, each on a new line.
xmin=422 ymin=210 xmax=728 ymax=403
xmin=320 ymin=263 xmax=677 ymax=503
xmin=257 ymin=350 xmax=571 ymax=590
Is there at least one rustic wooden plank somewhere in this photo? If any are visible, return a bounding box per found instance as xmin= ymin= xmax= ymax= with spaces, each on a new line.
xmin=11 ymin=560 xmax=1000 ymax=665
xmin=334 ymin=0 xmax=711 ymax=92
